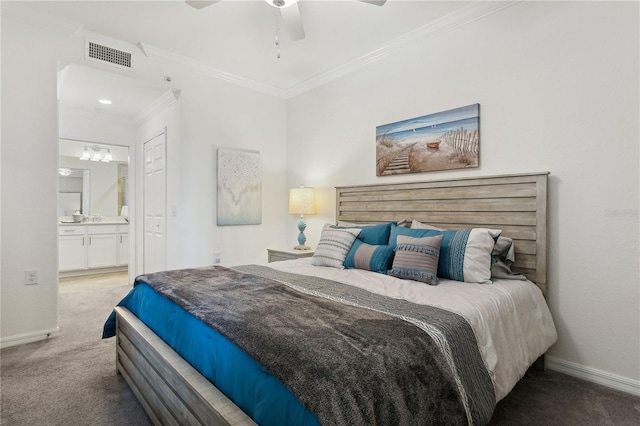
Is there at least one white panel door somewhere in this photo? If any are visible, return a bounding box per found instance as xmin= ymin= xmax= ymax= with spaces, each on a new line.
xmin=143 ymin=132 xmax=167 ymax=273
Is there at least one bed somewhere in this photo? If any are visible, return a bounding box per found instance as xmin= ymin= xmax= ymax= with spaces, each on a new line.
xmin=104 ymin=172 xmax=556 ymax=426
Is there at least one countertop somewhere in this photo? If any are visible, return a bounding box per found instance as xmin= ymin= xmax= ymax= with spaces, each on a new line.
xmin=59 ymin=220 xmax=128 ymax=226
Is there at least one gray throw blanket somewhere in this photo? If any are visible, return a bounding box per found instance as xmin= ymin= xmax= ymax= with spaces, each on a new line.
xmin=134 ymin=265 xmax=495 ymax=425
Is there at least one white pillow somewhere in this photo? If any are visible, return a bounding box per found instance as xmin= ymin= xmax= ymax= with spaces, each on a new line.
xmin=311 ymin=228 xmax=362 ymax=269
xmin=410 ymin=220 xmax=443 ymax=231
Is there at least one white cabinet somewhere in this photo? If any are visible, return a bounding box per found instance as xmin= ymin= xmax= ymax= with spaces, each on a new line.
xmin=59 ymin=223 xmax=128 ymax=273
xmin=118 ymin=224 xmax=129 ymax=266
xmin=59 ymin=226 xmax=87 ymax=271
xmin=87 ymin=225 xmax=118 ymax=268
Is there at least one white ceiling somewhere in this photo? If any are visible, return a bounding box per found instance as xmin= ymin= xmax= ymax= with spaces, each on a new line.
xmin=58 ymin=64 xmax=171 ymax=118
xmin=6 ymin=0 xmax=487 ymax=117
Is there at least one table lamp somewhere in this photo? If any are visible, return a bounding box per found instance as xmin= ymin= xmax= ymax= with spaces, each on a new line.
xmin=288 ymin=185 xmax=316 ymax=250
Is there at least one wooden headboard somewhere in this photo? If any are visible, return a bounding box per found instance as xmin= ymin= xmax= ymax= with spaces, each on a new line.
xmin=335 ymin=172 xmax=549 ymax=295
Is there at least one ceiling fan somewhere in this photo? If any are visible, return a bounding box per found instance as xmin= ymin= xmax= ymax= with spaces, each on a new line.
xmin=185 ymin=0 xmax=387 ymax=42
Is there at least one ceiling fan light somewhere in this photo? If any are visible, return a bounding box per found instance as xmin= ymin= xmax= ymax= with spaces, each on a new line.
xmin=265 ymin=0 xmax=298 ymax=8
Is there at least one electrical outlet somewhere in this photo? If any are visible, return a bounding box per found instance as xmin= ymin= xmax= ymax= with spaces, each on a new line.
xmin=25 ymin=269 xmax=38 ymax=285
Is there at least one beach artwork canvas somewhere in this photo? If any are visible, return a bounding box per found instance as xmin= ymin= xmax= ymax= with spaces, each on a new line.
xmin=376 ymin=104 xmax=480 ymax=176
xmin=217 ymin=148 xmax=262 ymax=226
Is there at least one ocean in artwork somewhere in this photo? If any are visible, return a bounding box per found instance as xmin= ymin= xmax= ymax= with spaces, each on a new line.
xmin=376 ymin=104 xmax=480 ymax=176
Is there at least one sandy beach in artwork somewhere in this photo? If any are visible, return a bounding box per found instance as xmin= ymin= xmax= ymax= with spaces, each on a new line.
xmin=376 ymin=104 xmax=480 ymax=176
xmin=376 ymin=128 xmax=478 ymax=176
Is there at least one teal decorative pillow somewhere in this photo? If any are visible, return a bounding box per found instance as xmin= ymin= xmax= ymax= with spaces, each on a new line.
xmin=389 ymin=224 xmax=438 ymax=247
xmin=388 ymin=235 xmax=444 ymax=285
xmin=311 ymin=228 xmax=362 ymax=269
xmin=331 ymin=222 xmax=394 ymax=245
xmin=344 ymin=239 xmax=395 ymax=273
xmin=389 ymin=224 xmax=501 ymax=283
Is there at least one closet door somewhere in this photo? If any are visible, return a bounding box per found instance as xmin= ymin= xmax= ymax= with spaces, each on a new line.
xmin=143 ymin=132 xmax=166 ymax=274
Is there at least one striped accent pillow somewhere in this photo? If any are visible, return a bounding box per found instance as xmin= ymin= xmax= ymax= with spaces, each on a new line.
xmin=388 ymin=234 xmax=444 ymax=285
xmin=389 ymin=225 xmax=502 ymax=284
xmin=343 ymin=239 xmax=395 ymax=273
xmin=311 ymin=228 xmax=362 ymax=269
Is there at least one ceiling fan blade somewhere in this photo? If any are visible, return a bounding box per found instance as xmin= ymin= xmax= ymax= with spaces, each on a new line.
xmin=358 ymin=0 xmax=387 ymax=6
xmin=279 ymin=3 xmax=305 ymax=41
xmin=185 ymin=0 xmax=220 ymax=10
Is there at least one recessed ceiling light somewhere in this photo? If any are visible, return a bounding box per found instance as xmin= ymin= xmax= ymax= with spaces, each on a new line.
xmin=98 ymin=99 xmax=112 ymax=105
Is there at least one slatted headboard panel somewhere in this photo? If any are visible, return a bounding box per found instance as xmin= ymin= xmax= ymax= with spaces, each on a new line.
xmin=336 ymin=172 xmax=549 ymax=295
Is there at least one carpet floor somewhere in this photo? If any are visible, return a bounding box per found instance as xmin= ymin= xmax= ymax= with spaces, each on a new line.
xmin=1 ymin=272 xmax=638 ymax=425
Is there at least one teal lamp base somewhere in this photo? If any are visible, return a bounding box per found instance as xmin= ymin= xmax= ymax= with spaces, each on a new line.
xmin=294 ymin=215 xmax=311 ymax=250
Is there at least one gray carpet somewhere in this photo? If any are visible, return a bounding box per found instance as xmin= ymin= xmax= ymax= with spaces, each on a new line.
xmin=0 ymin=272 xmax=151 ymax=426
xmin=1 ymin=272 xmax=638 ymax=425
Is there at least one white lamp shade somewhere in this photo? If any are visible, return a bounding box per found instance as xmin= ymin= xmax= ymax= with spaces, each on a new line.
xmin=288 ymin=187 xmax=316 ymax=215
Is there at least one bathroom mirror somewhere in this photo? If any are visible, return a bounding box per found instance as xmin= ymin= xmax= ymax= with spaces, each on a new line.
xmin=58 ymin=168 xmax=90 ymax=216
xmin=58 ymin=140 xmax=129 ymax=219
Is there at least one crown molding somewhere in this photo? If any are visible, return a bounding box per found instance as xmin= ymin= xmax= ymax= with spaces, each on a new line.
xmin=0 ymin=2 xmax=83 ymax=36
xmin=138 ymin=43 xmax=288 ymax=99
xmin=134 ymin=89 xmax=182 ymax=124
xmin=284 ymin=0 xmax=520 ymax=98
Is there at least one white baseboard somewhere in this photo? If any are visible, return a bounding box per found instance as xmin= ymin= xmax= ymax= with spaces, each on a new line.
xmin=0 ymin=327 xmax=60 ymax=349
xmin=546 ymin=356 xmax=640 ymax=396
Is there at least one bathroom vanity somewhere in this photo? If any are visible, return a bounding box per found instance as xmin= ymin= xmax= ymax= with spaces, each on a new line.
xmin=59 ymin=220 xmax=129 ymax=276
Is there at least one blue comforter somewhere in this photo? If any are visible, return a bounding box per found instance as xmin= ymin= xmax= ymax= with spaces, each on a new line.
xmin=103 ymin=282 xmax=320 ymax=426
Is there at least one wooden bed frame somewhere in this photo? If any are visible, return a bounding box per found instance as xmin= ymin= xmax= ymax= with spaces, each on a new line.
xmin=336 ymin=172 xmax=549 ymax=296
xmin=115 ymin=171 xmax=549 ymax=425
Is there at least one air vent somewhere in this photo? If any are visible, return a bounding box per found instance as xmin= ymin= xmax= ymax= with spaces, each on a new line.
xmin=86 ymin=41 xmax=132 ymax=69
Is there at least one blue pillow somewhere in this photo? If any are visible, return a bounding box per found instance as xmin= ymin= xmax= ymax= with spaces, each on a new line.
xmin=389 ymin=224 xmax=435 ymax=248
xmin=389 ymin=224 xmax=501 ymax=283
xmin=343 ymin=239 xmax=395 ymax=273
xmin=332 ymin=222 xmax=394 ymax=245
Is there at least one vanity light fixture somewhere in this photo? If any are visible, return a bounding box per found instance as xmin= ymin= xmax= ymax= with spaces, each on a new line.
xmin=80 ymin=145 xmax=112 ymax=163
xmin=58 ymin=167 xmax=72 ymax=176
xmin=80 ymin=146 xmax=91 ymax=161
xmin=101 ymin=149 xmax=113 ymax=162
xmin=91 ymin=146 xmax=102 ymax=161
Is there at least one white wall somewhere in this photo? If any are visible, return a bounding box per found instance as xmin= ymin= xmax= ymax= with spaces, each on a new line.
xmin=1 ymin=17 xmax=81 ymax=345
xmin=1 ymin=14 xmax=287 ymax=346
xmin=286 ymin=1 xmax=639 ymax=392
xmin=164 ymin=70 xmax=288 ymax=268
xmin=58 ymin=106 xmax=135 ymax=145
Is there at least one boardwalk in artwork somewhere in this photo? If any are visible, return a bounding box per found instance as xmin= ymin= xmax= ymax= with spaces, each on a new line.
xmin=381 ymin=143 xmax=415 ymax=176
xmin=376 ymin=104 xmax=480 ymax=176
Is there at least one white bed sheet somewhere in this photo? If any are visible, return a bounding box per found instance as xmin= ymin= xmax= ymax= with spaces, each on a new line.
xmin=267 ymin=258 xmax=558 ymax=402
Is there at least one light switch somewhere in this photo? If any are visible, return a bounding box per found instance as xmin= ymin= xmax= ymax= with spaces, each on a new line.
xmin=25 ymin=269 xmax=38 ymax=285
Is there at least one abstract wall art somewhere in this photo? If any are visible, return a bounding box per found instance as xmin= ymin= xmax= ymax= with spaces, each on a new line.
xmin=217 ymin=148 xmax=262 ymax=226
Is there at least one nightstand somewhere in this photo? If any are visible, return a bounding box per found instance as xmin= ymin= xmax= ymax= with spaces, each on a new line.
xmin=267 ymin=248 xmax=315 ymax=263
